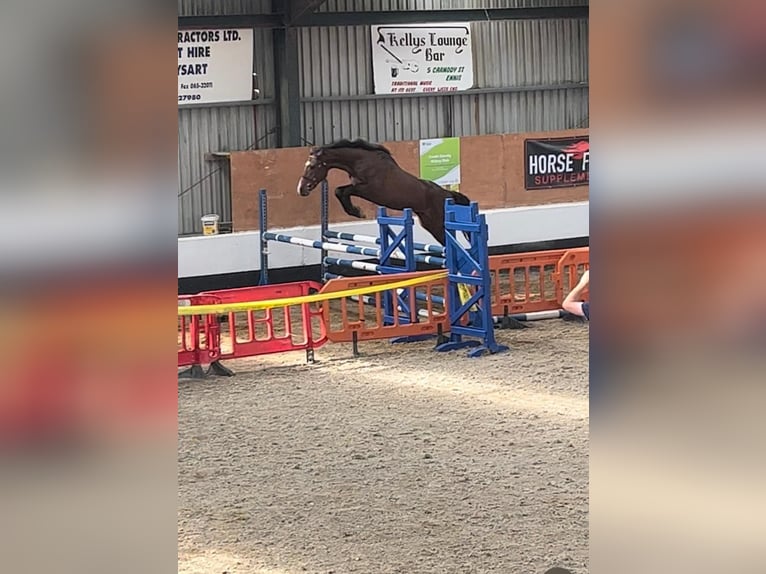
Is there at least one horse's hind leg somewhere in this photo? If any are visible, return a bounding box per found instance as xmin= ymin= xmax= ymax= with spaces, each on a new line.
xmin=334 ymin=185 xmax=365 ymax=218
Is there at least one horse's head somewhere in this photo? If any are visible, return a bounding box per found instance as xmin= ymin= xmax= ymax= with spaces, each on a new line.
xmin=297 ymin=147 xmax=328 ymax=196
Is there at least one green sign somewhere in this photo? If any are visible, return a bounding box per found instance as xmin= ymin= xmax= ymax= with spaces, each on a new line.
xmin=419 ymin=137 xmax=461 ymax=190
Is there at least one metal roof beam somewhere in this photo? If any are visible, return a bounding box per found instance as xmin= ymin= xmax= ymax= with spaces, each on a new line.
xmin=295 ymin=7 xmax=588 ymax=26
xmin=178 ymin=6 xmax=588 ymax=30
xmin=178 ymin=14 xmax=285 ymax=29
xmin=285 ymin=0 xmax=330 ymax=26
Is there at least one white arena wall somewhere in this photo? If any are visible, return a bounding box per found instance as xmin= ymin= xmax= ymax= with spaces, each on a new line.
xmin=179 ymin=201 xmax=589 ymax=279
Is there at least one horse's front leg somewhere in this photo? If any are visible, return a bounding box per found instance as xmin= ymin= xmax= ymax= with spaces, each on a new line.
xmin=334 ymin=185 xmax=365 ymax=219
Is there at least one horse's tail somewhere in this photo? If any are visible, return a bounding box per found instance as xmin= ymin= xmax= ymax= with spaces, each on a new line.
xmin=443 ymin=190 xmax=473 ymax=244
xmin=446 ymin=189 xmax=471 ymax=206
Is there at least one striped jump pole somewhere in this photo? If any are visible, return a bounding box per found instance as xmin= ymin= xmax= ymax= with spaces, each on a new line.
xmin=326 ymin=272 xmax=445 ymax=308
xmin=417 ymin=296 xmax=562 ymax=323
xmin=263 ymin=232 xmax=446 ymax=267
xmin=263 ymin=232 xmax=382 ymax=258
xmin=348 ymin=294 xmax=442 ymax=319
xmin=323 ymin=257 xmax=382 ymax=274
xmin=499 ymin=310 xmax=565 ymax=322
xmin=412 ymin=253 xmax=446 ymax=266
xmin=351 ymin=294 xmax=564 ymax=324
xmin=414 ymin=291 xmax=446 ymax=306
xmin=324 ymin=229 xmax=446 ymax=257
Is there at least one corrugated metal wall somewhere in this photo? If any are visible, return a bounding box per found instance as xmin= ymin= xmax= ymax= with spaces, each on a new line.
xmin=178 ymin=0 xmax=588 ymax=234
xmin=321 ymin=0 xmax=586 ymax=10
xmin=178 ymin=0 xmax=272 ymax=16
xmin=178 ymin=0 xmax=278 ymax=234
xmin=299 ymin=17 xmax=588 ymax=145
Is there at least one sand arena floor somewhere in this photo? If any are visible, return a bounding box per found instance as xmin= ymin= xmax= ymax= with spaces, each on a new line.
xmin=179 ymin=318 xmax=589 ymax=574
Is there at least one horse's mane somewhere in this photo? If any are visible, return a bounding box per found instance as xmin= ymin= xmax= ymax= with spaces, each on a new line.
xmin=320 ymin=139 xmax=396 ymax=162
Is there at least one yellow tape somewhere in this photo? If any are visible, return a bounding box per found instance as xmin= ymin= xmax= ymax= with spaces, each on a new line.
xmin=457 ymin=283 xmax=479 ymax=312
xmin=178 ymin=271 xmax=449 ymax=316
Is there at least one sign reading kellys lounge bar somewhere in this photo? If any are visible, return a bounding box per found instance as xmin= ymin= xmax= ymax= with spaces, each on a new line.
xmin=371 ymin=24 xmax=474 ymax=94
xmin=524 ymin=136 xmax=590 ymax=190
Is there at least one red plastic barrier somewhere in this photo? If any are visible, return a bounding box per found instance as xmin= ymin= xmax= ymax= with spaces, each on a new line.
xmin=178 ymin=294 xmax=222 ymax=368
xmin=199 ymin=281 xmax=327 ymax=361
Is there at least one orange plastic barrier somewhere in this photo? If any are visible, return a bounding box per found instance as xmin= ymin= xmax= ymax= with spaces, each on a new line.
xmin=320 ymin=272 xmax=449 ymax=343
xmin=555 ymin=248 xmax=590 ymax=304
xmin=487 ymin=247 xmax=590 ymax=316
xmin=488 ymin=249 xmax=567 ymax=315
xmin=178 ymin=294 xmax=223 ymax=369
xmin=199 ymin=281 xmax=328 ymax=362
xmin=177 ymin=248 xmax=590 ymax=374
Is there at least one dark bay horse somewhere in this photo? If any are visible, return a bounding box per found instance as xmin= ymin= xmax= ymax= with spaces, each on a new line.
xmin=297 ymin=139 xmax=470 ymax=246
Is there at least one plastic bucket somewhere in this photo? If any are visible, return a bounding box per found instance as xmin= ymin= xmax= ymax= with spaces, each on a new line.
xmin=201 ymin=214 xmax=220 ymax=236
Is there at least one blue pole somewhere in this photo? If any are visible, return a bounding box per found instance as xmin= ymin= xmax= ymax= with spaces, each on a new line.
xmin=403 ymin=208 xmax=416 ymax=273
xmin=258 ymin=188 xmax=269 ymax=285
xmin=320 ymin=180 xmax=329 ymax=282
xmin=378 ymin=207 xmax=394 ymax=323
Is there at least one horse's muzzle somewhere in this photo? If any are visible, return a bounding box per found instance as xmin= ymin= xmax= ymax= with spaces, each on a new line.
xmin=297 ymin=178 xmax=313 ymax=197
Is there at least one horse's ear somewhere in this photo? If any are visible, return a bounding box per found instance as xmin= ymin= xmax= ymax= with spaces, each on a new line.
xmin=309 ymin=146 xmax=320 ymax=156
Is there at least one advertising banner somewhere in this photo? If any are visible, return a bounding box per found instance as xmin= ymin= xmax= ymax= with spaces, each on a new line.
xmin=371 ymin=24 xmax=474 ymax=94
xmin=420 ymin=138 xmax=461 ymax=190
xmin=178 ymin=29 xmax=254 ymax=106
xmin=524 ymin=136 xmax=590 ymax=190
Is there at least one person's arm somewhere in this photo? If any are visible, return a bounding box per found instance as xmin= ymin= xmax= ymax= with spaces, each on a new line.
xmin=562 ymin=269 xmax=589 ymax=317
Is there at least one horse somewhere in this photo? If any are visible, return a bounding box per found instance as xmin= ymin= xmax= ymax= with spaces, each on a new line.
xmin=296 ymin=138 xmax=471 ymax=246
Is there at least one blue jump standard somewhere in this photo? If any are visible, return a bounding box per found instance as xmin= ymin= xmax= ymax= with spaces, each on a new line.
xmin=259 ymin=187 xmax=506 ymax=357
xmin=435 ymin=199 xmax=509 ymax=358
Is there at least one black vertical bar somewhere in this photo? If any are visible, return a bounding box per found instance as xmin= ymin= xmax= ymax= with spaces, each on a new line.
xmin=436 ymin=322 xmax=447 ymax=346
xmin=352 ymin=331 xmax=360 ymax=358
xmin=273 ymin=4 xmax=302 ymax=148
xmin=259 ymin=188 xmax=269 ymax=285
xmin=304 ymin=289 xmax=315 ymax=364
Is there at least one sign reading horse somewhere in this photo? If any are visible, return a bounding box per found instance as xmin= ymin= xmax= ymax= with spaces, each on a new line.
xmin=371 ymin=23 xmax=474 ymax=94
xmin=524 ymin=136 xmax=590 ymax=190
